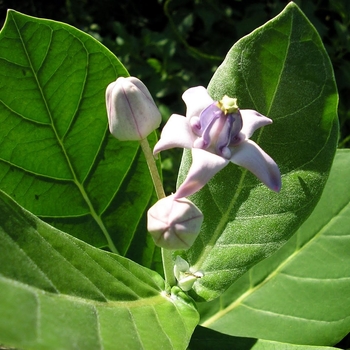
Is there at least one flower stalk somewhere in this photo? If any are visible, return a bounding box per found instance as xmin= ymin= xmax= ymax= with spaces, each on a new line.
xmin=139 ymin=137 xmax=176 ymax=287
xmin=106 ymin=76 xmax=176 ymax=286
xmin=139 ymin=138 xmax=165 ymax=200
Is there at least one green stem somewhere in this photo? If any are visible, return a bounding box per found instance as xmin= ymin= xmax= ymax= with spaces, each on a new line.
xmin=139 ymin=138 xmax=176 ymax=287
xmin=339 ymin=134 xmax=350 ymax=148
xmin=139 ymin=138 xmax=165 ymax=199
xmin=161 ymin=248 xmax=176 ymax=287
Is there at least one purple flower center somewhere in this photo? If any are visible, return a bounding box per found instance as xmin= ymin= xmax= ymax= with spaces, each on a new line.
xmin=191 ymin=102 xmax=243 ymax=158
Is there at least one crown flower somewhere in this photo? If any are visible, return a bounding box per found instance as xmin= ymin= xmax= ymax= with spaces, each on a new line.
xmin=154 ymin=86 xmax=281 ymax=198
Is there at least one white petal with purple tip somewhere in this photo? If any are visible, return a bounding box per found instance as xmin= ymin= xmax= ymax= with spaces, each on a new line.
xmin=240 ymin=109 xmax=272 ymax=139
xmin=230 ymin=140 xmax=281 ymax=192
xmin=182 ymin=86 xmax=214 ymax=119
xmin=153 ymin=114 xmax=195 ymax=155
xmin=175 ymin=148 xmax=229 ymax=198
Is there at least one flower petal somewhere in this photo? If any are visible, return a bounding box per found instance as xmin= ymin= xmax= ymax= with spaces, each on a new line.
xmin=182 ymin=86 xmax=214 ymax=119
xmin=175 ymin=148 xmax=228 ymax=198
xmin=240 ymin=109 xmax=272 ymax=139
xmin=153 ymin=114 xmax=196 ymax=155
xmin=230 ymin=140 xmax=281 ymax=192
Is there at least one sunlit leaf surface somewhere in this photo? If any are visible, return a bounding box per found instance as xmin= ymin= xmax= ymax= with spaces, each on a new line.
xmin=0 ymin=10 xmax=159 ymax=267
xmin=176 ymin=2 xmax=338 ymax=301
xmin=0 ymin=191 xmax=199 ymax=349
xmin=198 ymin=150 xmax=350 ymax=346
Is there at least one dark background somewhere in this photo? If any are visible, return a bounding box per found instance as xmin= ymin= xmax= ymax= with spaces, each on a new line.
xmin=0 ymin=1 xmax=349 ymax=347
xmin=1 ymin=0 xmax=348 ymax=140
xmin=2 ymin=0 xmax=348 ymax=195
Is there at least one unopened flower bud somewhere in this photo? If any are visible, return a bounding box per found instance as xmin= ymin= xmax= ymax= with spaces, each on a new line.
xmin=147 ymin=195 xmax=203 ymax=250
xmin=106 ymin=76 xmax=161 ymax=141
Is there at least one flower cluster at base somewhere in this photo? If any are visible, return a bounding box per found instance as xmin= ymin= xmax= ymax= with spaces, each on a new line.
xmin=147 ymin=195 xmax=203 ymax=250
xmin=174 ymin=256 xmax=203 ymax=291
xmin=106 ymin=76 xmax=161 ymax=141
xmin=154 ymin=86 xmax=282 ymax=199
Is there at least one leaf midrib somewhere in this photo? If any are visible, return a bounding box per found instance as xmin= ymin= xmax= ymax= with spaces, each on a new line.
xmin=11 ymin=13 xmax=119 ymax=253
xmin=1 ymin=274 xmax=166 ymax=308
xmin=193 ymin=15 xmax=294 ymax=271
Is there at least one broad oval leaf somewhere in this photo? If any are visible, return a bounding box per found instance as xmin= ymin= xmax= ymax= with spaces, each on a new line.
xmin=176 ymin=2 xmax=338 ymax=301
xmin=0 ymin=190 xmax=199 ymax=350
xmin=198 ymin=150 xmax=350 ymax=346
xmin=0 ymin=10 xmax=159 ymax=265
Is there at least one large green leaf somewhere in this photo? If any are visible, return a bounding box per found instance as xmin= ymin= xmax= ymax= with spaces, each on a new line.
xmin=0 ymin=10 xmax=159 ymax=267
xmin=0 ymin=190 xmax=199 ymax=349
xmin=176 ymin=2 xmax=338 ymax=301
xmin=198 ymin=149 xmax=350 ymax=346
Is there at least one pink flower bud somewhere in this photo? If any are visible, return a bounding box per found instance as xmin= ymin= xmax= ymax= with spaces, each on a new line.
xmin=147 ymin=195 xmax=203 ymax=250
xmin=106 ymin=77 xmax=161 ymax=141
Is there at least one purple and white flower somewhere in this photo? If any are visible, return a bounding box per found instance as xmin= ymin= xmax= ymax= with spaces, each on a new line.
xmin=154 ymin=86 xmax=281 ymax=198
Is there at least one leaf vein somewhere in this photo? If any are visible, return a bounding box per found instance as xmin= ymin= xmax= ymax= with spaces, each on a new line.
xmin=2 ymin=229 xmax=60 ymax=293
xmin=240 ymin=303 xmax=350 ymax=323
xmin=279 ymin=272 xmax=350 ymax=282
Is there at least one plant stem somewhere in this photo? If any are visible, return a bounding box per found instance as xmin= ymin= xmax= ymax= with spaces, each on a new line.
xmin=161 ymin=248 xmax=176 ymax=287
xmin=139 ymin=138 xmax=165 ymax=199
xmin=139 ymin=137 xmax=176 ymax=287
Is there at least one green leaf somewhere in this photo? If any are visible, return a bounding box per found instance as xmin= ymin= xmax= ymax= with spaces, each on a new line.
xmin=176 ymin=2 xmax=338 ymax=300
xmin=0 ymin=10 xmax=159 ymax=266
xmin=189 ymin=326 xmax=338 ymax=350
xmin=198 ymin=149 xmax=350 ymax=346
xmin=0 ymin=190 xmax=199 ymax=349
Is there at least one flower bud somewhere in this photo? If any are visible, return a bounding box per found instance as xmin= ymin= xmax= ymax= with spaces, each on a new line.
xmin=106 ymin=76 xmax=161 ymax=141
xmin=147 ymin=195 xmax=203 ymax=250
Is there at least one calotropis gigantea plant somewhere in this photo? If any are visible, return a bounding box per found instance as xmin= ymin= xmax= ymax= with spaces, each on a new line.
xmin=0 ymin=3 xmax=348 ymax=350
xmin=154 ymin=86 xmax=282 ymax=198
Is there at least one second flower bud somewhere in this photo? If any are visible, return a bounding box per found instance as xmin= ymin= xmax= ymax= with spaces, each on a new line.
xmin=147 ymin=195 xmax=203 ymax=250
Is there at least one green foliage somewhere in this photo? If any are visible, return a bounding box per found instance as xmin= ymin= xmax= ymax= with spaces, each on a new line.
xmin=0 ymin=10 xmax=160 ymax=269
xmin=198 ymin=149 xmax=350 ymax=346
xmin=176 ymin=2 xmax=338 ymax=301
xmin=0 ymin=190 xmax=199 ymax=349
xmin=3 ymin=0 xmax=347 ymax=179
xmin=0 ymin=2 xmax=348 ymax=349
